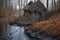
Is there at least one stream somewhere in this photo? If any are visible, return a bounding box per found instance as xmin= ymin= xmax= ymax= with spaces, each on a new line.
xmin=0 ymin=25 xmax=32 ymax=40
xmin=0 ymin=25 xmax=53 ymax=40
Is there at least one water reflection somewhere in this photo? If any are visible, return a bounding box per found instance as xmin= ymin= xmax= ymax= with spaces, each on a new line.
xmin=0 ymin=25 xmax=31 ymax=40
xmin=0 ymin=25 xmax=53 ymax=40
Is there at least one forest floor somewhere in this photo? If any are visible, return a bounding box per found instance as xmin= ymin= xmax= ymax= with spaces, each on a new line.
xmin=25 ymin=10 xmax=60 ymax=40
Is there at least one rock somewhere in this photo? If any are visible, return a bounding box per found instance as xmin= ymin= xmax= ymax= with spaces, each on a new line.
xmin=25 ymin=29 xmax=32 ymax=34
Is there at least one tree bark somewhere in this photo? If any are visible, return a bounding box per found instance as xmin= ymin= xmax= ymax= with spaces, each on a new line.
xmin=18 ymin=0 xmax=20 ymax=9
xmin=0 ymin=0 xmax=3 ymax=13
xmin=46 ymin=0 xmax=48 ymax=9
xmin=53 ymin=0 xmax=56 ymax=10
xmin=58 ymin=0 xmax=60 ymax=9
xmin=52 ymin=0 xmax=53 ymax=10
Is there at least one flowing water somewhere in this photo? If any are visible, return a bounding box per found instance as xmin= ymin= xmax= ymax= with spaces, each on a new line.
xmin=0 ymin=25 xmax=32 ymax=40
xmin=0 ymin=25 xmax=53 ymax=40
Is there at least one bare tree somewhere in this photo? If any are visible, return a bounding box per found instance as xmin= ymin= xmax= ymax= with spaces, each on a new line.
xmin=21 ymin=0 xmax=22 ymax=7
xmin=57 ymin=0 xmax=59 ymax=9
xmin=0 ymin=0 xmax=3 ymax=13
xmin=38 ymin=0 xmax=40 ymax=1
xmin=46 ymin=0 xmax=48 ymax=9
xmin=58 ymin=0 xmax=60 ymax=9
xmin=52 ymin=0 xmax=53 ymax=10
xmin=53 ymin=0 xmax=56 ymax=10
xmin=34 ymin=0 xmax=37 ymax=2
xmin=18 ymin=0 xmax=21 ymax=10
xmin=25 ymin=0 xmax=28 ymax=6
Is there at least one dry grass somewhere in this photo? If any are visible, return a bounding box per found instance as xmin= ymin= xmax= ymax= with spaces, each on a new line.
xmin=30 ymin=12 xmax=60 ymax=39
xmin=0 ymin=9 xmax=20 ymax=27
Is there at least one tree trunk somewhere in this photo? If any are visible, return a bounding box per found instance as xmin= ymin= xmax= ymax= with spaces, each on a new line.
xmin=18 ymin=0 xmax=20 ymax=9
xmin=0 ymin=0 xmax=4 ymax=13
xmin=58 ymin=0 xmax=60 ymax=9
xmin=57 ymin=0 xmax=59 ymax=9
xmin=52 ymin=0 xmax=53 ymax=10
xmin=25 ymin=0 xmax=27 ymax=6
xmin=21 ymin=0 xmax=22 ymax=7
xmin=46 ymin=0 xmax=48 ymax=9
xmin=38 ymin=0 xmax=40 ymax=1
xmin=53 ymin=0 xmax=55 ymax=10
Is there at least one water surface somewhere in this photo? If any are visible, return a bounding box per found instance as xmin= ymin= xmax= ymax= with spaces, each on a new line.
xmin=0 ymin=25 xmax=31 ymax=40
